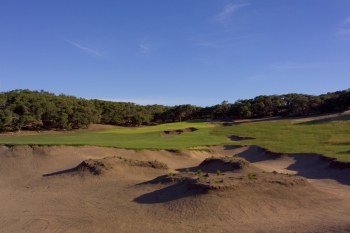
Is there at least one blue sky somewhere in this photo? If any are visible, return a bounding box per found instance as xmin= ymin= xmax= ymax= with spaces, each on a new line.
xmin=1 ymin=0 xmax=349 ymax=106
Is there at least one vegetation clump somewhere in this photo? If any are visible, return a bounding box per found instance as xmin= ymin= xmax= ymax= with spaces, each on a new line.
xmin=1 ymin=88 xmax=349 ymax=132
xmin=248 ymin=172 xmax=255 ymax=180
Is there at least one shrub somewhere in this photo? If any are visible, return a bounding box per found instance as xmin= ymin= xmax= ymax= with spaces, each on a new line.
xmin=216 ymin=169 xmax=221 ymax=176
xmin=186 ymin=168 xmax=190 ymax=173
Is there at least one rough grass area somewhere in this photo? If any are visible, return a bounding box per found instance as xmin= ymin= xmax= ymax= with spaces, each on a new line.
xmin=1 ymin=114 xmax=350 ymax=161
xmin=211 ymin=112 xmax=350 ymax=161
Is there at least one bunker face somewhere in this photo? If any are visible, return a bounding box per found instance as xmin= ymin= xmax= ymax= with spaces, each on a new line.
xmin=0 ymin=145 xmax=350 ymax=232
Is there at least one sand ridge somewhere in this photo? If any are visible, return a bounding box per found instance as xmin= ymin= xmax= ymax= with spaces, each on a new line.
xmin=0 ymin=145 xmax=349 ymax=232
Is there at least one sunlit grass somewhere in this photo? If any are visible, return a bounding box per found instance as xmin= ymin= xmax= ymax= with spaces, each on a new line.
xmin=211 ymin=116 xmax=350 ymax=161
xmin=0 ymin=115 xmax=349 ymax=161
xmin=0 ymin=121 xmax=227 ymax=150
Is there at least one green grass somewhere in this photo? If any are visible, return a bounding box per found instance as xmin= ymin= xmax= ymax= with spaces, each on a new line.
xmin=248 ymin=172 xmax=255 ymax=180
xmin=211 ymin=113 xmax=350 ymax=161
xmin=1 ymin=114 xmax=350 ymax=161
xmin=0 ymin=121 xmax=226 ymax=149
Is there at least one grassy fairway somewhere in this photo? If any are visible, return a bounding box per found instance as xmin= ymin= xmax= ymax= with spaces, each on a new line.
xmin=0 ymin=121 xmax=227 ymax=150
xmin=0 ymin=113 xmax=349 ymax=161
xmin=211 ymin=112 xmax=350 ymax=161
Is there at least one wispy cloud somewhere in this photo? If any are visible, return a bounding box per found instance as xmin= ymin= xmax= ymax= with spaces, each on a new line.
xmin=212 ymin=4 xmax=246 ymax=23
xmin=136 ymin=43 xmax=152 ymax=56
xmin=270 ymin=62 xmax=321 ymax=69
xmin=140 ymin=43 xmax=150 ymax=52
xmin=66 ymin=40 xmax=104 ymax=57
xmin=336 ymin=28 xmax=350 ymax=36
xmin=343 ymin=16 xmax=350 ymax=24
xmin=334 ymin=16 xmax=350 ymax=40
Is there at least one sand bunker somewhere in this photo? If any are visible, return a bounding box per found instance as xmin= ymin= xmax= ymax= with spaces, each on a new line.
xmin=136 ymin=157 xmax=308 ymax=194
xmin=160 ymin=127 xmax=198 ymax=137
xmin=0 ymin=145 xmax=350 ymax=232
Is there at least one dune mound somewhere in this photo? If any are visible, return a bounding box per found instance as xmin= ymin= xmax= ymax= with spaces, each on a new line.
xmin=128 ymin=159 xmax=169 ymax=170
xmin=136 ymin=156 xmax=308 ymax=195
xmin=170 ymin=170 xmax=307 ymax=192
xmin=76 ymin=157 xmax=169 ymax=175
xmin=77 ymin=159 xmax=112 ymax=175
xmin=2 ymin=145 xmax=350 ymax=232
xmin=160 ymin=127 xmax=197 ymax=137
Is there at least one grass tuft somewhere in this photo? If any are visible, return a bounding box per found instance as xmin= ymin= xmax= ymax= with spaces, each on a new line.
xmin=248 ymin=172 xmax=255 ymax=180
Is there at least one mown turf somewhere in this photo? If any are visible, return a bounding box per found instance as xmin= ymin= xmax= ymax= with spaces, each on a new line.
xmin=0 ymin=121 xmax=227 ymax=150
xmin=211 ymin=112 xmax=350 ymax=161
xmin=0 ymin=113 xmax=349 ymax=161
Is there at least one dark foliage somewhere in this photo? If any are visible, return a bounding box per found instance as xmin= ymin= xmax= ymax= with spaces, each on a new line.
xmin=0 ymin=88 xmax=349 ymax=132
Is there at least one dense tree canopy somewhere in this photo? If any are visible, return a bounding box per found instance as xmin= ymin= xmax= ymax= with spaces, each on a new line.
xmin=0 ymin=88 xmax=349 ymax=132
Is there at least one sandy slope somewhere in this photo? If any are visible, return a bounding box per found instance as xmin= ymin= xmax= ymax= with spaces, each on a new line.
xmin=0 ymin=145 xmax=349 ymax=232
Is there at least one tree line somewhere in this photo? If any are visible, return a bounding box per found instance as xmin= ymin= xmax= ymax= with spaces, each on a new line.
xmin=0 ymin=89 xmax=349 ymax=132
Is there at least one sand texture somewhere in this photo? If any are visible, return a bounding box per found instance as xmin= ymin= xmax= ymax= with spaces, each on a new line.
xmin=0 ymin=145 xmax=349 ymax=232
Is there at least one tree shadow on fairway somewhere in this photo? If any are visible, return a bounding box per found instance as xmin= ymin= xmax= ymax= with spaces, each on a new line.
xmin=297 ymin=114 xmax=350 ymax=125
xmin=337 ymin=150 xmax=350 ymax=155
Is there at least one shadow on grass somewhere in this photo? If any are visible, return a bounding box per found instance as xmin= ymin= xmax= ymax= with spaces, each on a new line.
xmin=337 ymin=150 xmax=350 ymax=155
xmin=297 ymin=114 xmax=350 ymax=125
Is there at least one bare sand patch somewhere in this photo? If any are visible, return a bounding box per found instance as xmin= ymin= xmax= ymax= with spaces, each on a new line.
xmin=0 ymin=145 xmax=349 ymax=232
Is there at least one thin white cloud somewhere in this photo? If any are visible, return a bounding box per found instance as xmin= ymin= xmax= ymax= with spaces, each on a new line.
xmin=213 ymin=4 xmax=246 ymax=23
xmin=66 ymin=40 xmax=104 ymax=57
xmin=270 ymin=62 xmax=321 ymax=69
xmin=136 ymin=43 xmax=152 ymax=56
xmin=343 ymin=16 xmax=350 ymax=24
xmin=336 ymin=28 xmax=350 ymax=36
xmin=140 ymin=43 xmax=150 ymax=52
